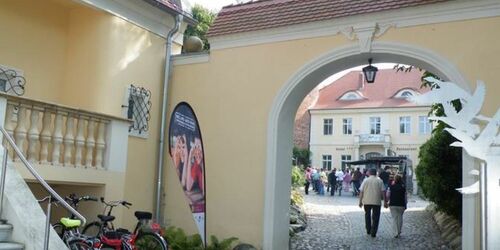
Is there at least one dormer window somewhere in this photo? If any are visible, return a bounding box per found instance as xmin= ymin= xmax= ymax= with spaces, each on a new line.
xmin=394 ymin=89 xmax=417 ymax=99
xmin=339 ymin=91 xmax=363 ymax=100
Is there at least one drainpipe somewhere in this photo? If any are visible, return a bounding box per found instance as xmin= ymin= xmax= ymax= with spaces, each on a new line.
xmin=156 ymin=14 xmax=181 ymax=224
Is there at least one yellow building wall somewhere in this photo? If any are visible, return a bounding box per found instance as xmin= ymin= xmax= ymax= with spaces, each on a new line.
xmin=0 ymin=0 xmax=69 ymax=102
xmin=169 ymin=17 xmax=500 ymax=247
xmin=0 ymin=0 xmax=183 ymax=231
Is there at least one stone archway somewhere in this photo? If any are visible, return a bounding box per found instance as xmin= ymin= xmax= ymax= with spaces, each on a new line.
xmin=264 ymin=41 xmax=473 ymax=249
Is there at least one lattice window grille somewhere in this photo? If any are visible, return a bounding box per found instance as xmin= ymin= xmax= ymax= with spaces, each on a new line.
xmin=126 ymin=85 xmax=152 ymax=135
xmin=0 ymin=65 xmax=26 ymax=96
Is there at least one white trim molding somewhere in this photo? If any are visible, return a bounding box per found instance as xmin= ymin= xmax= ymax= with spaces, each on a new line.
xmin=76 ymin=0 xmax=185 ymax=44
xmin=173 ymin=52 xmax=210 ymax=66
xmin=210 ymin=0 xmax=500 ymax=50
xmin=264 ymin=42 xmax=472 ymax=249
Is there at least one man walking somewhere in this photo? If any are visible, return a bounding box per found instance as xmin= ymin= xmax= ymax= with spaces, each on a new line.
xmin=358 ymin=168 xmax=388 ymax=238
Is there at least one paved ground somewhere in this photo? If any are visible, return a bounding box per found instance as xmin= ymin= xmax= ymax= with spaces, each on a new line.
xmin=290 ymin=189 xmax=450 ymax=250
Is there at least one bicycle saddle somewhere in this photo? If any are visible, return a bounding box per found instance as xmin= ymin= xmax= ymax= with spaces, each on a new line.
xmin=60 ymin=217 xmax=81 ymax=228
xmin=134 ymin=211 xmax=152 ymax=220
xmin=98 ymin=214 xmax=115 ymax=222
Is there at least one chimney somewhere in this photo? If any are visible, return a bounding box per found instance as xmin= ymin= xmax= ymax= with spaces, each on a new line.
xmin=358 ymin=72 xmax=365 ymax=90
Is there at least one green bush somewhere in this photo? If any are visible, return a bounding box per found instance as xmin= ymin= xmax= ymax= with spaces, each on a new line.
xmin=292 ymin=147 xmax=311 ymax=167
xmin=163 ymin=226 xmax=238 ymax=250
xmin=416 ymin=129 xmax=462 ymax=222
xmin=291 ymin=166 xmax=305 ymax=189
xmin=290 ymin=189 xmax=304 ymax=206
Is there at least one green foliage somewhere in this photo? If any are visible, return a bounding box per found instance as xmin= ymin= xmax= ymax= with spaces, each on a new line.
xmin=290 ymin=189 xmax=304 ymax=206
xmin=291 ymin=166 xmax=305 ymax=188
xmin=163 ymin=226 xmax=238 ymax=250
xmin=164 ymin=226 xmax=203 ymax=250
xmin=416 ymin=128 xmax=462 ymax=222
xmin=206 ymin=235 xmax=239 ymax=250
xmin=184 ymin=4 xmax=216 ymax=50
xmin=292 ymin=147 xmax=311 ymax=167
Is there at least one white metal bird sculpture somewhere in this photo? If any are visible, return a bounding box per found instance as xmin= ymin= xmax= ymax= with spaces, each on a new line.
xmin=408 ymin=77 xmax=472 ymax=105
xmin=429 ymin=81 xmax=485 ymax=137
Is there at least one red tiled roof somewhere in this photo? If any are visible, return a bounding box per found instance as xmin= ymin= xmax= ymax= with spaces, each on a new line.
xmin=152 ymin=0 xmax=182 ymax=12
xmin=208 ymin=0 xmax=448 ymax=37
xmin=311 ymin=69 xmax=429 ymax=110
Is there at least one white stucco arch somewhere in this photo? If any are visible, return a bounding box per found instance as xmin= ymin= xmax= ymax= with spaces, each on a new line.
xmin=264 ymin=41 xmax=473 ymax=249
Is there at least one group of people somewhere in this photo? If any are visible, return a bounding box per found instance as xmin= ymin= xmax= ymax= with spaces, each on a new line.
xmin=304 ymin=167 xmax=354 ymax=196
xmin=304 ymin=165 xmax=408 ymax=238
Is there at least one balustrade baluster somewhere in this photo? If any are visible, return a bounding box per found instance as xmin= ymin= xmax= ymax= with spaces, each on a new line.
xmin=51 ymin=111 xmax=64 ymax=165
xmin=14 ymin=105 xmax=28 ymax=159
xmin=74 ymin=116 xmax=86 ymax=167
xmin=4 ymin=103 xmax=16 ymax=160
xmin=39 ymin=110 xmax=52 ymax=164
xmin=94 ymin=120 xmax=107 ymax=169
xmin=27 ymin=107 xmax=41 ymax=162
xmin=85 ymin=119 xmax=96 ymax=168
xmin=63 ymin=115 xmax=75 ymax=167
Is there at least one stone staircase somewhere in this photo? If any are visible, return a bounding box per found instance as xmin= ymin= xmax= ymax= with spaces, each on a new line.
xmin=0 ymin=224 xmax=23 ymax=250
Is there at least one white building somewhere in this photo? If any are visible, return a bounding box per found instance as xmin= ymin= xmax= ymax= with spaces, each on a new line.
xmin=309 ymin=69 xmax=432 ymax=171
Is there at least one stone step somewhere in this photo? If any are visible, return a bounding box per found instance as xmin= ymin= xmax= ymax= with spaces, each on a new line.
xmin=0 ymin=243 xmax=23 ymax=250
xmin=0 ymin=224 xmax=12 ymax=242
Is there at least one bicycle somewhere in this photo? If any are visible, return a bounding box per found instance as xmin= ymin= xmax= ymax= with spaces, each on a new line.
xmin=83 ymin=197 xmax=167 ymax=250
xmin=38 ymin=195 xmax=99 ymax=250
xmin=52 ymin=193 xmax=98 ymax=238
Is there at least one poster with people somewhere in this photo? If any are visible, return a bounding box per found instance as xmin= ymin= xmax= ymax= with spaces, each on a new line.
xmin=168 ymin=102 xmax=206 ymax=245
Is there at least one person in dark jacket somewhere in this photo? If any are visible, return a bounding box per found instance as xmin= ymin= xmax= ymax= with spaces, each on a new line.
xmin=386 ymin=175 xmax=407 ymax=238
xmin=328 ymin=169 xmax=336 ymax=196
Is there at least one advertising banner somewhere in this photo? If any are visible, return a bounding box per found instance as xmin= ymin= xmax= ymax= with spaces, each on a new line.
xmin=168 ymin=102 xmax=206 ymax=245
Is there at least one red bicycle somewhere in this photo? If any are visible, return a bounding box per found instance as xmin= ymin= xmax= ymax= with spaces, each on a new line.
xmin=83 ymin=198 xmax=167 ymax=250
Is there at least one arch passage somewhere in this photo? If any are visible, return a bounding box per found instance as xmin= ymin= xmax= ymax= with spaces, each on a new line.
xmin=264 ymin=42 xmax=472 ymax=249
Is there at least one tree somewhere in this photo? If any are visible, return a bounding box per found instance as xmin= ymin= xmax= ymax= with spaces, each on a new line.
xmin=184 ymin=5 xmax=216 ymax=51
xmin=415 ymin=71 xmax=463 ymax=222
xmin=292 ymin=147 xmax=311 ymax=167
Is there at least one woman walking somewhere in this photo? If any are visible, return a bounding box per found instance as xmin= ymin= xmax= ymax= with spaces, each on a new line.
xmin=343 ymin=169 xmax=352 ymax=192
xmin=386 ymin=175 xmax=407 ymax=238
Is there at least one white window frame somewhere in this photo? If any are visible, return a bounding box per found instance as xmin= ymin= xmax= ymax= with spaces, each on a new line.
xmin=322 ymin=154 xmax=332 ymax=170
xmin=122 ymin=85 xmax=151 ymax=139
xmin=341 ymin=155 xmax=352 ymax=168
xmin=323 ymin=118 xmax=333 ymax=135
xmin=343 ymin=118 xmax=352 ymax=135
xmin=419 ymin=116 xmax=432 ymax=134
xmin=400 ymin=116 xmax=411 ymax=134
xmin=369 ymin=117 xmax=381 ymax=134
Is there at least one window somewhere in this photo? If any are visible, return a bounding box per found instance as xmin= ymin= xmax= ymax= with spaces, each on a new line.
xmin=339 ymin=91 xmax=363 ymax=100
xmin=341 ymin=155 xmax=352 ymax=169
xmin=369 ymin=117 xmax=381 ymax=134
xmin=343 ymin=118 xmax=352 ymax=135
xmin=394 ymin=89 xmax=417 ymax=99
xmin=323 ymin=118 xmax=333 ymax=135
xmin=123 ymin=85 xmax=152 ymax=138
xmin=400 ymin=116 xmax=411 ymax=134
xmin=419 ymin=116 xmax=432 ymax=134
xmin=0 ymin=65 xmax=25 ymax=96
xmin=322 ymin=155 xmax=332 ymax=170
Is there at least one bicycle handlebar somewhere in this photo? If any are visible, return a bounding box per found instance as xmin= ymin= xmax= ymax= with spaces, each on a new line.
xmin=100 ymin=197 xmax=132 ymax=209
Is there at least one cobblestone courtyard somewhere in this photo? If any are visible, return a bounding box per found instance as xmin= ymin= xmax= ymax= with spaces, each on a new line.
xmin=291 ymin=190 xmax=450 ymax=250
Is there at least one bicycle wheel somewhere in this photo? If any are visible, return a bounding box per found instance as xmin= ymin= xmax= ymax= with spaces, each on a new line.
xmin=67 ymin=239 xmax=92 ymax=250
xmin=52 ymin=222 xmax=65 ymax=238
xmin=134 ymin=232 xmax=167 ymax=250
xmin=82 ymin=221 xmax=102 ymax=237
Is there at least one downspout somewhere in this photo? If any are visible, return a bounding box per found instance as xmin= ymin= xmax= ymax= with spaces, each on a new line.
xmin=156 ymin=14 xmax=181 ymax=223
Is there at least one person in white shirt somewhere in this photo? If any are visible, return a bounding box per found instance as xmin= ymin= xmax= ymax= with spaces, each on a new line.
xmin=334 ymin=169 xmax=345 ymax=195
xmin=358 ymin=168 xmax=388 ymax=238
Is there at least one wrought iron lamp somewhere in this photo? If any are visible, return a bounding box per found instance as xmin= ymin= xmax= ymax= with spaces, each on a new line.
xmin=362 ymin=58 xmax=378 ymax=83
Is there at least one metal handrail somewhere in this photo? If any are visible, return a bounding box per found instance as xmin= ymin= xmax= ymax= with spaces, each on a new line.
xmin=0 ymin=126 xmax=86 ymax=248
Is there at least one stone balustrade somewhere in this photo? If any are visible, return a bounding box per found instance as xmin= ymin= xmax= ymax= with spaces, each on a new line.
xmin=0 ymin=94 xmax=130 ymax=170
